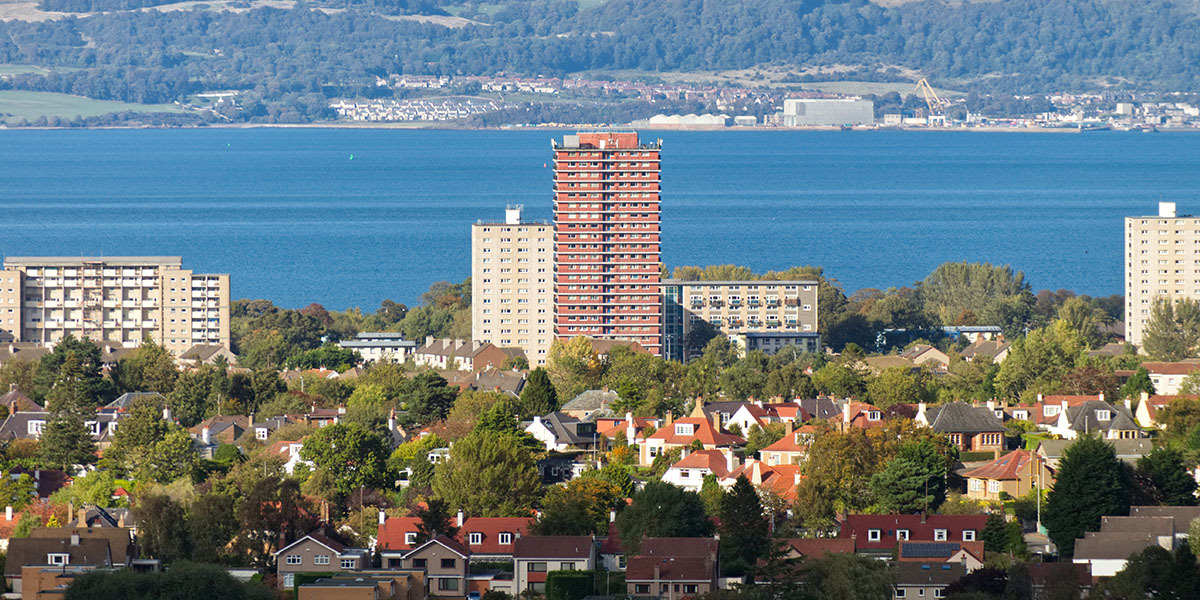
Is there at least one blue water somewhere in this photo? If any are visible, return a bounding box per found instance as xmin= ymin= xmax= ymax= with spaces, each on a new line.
xmin=1 ymin=128 xmax=1196 ymax=310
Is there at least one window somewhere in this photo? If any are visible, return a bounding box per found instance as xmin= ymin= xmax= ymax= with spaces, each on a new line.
xmin=314 ymin=555 xmax=330 ymax=565
xmin=438 ymin=578 xmax=460 ymax=591
xmin=469 ymin=532 xmax=483 ymax=545
xmin=934 ymin=529 xmax=948 ymax=541
xmin=636 ymin=585 xmax=651 ymax=594
xmin=934 ymin=590 xmax=945 ymax=598
xmin=412 ymin=558 xmax=427 ymax=568
xmin=560 ymin=562 xmax=576 ymax=570
xmin=987 ymin=480 xmax=1000 ymax=493
xmin=963 ymin=530 xmax=976 ymax=542
xmin=405 ymin=532 xmax=418 ymax=545
xmin=969 ymin=479 xmax=983 ymax=491
xmin=499 ymin=533 xmax=513 ymax=544
xmin=27 ymin=420 xmax=44 ymax=436
xmin=441 ymin=558 xmax=457 ymax=569
xmin=282 ymin=574 xmax=295 ymax=588
xmin=528 ymin=562 xmax=548 ymax=572
xmin=897 ymin=529 xmax=909 ymax=541
xmin=679 ymin=469 xmax=690 ymax=479
xmin=286 ymin=555 xmax=302 ymax=565
xmin=684 ymin=585 xmax=699 ymax=594
xmin=47 ymin=553 xmax=69 ymax=566
xmin=895 ymin=591 xmax=906 ymax=599
xmin=341 ymin=558 xmax=356 ymax=569
xmin=867 ymin=529 xmax=881 ymax=542
xmin=618 ymin=555 xmax=627 ymax=569
xmin=256 ymin=428 xmax=268 ymax=440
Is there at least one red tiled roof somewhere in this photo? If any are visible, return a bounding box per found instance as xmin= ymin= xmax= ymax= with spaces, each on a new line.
xmin=626 ymin=555 xmax=714 ymax=583
xmin=377 ymin=515 xmax=533 ymax=555
xmin=838 ymin=402 xmax=888 ymax=429
xmin=781 ymin=538 xmax=854 ymax=557
xmin=839 ymin=514 xmax=988 ymax=551
xmin=962 ymin=450 xmax=1033 ymax=481
xmin=639 ymin=537 xmax=717 ymax=558
xmin=647 ymin=418 xmax=744 ymax=447
xmin=1142 ymin=395 xmax=1197 ymax=420
xmin=760 ymin=429 xmax=815 ymax=454
xmin=599 ymin=522 xmax=623 ymax=554
xmin=513 ymin=535 xmax=593 ymax=559
xmin=763 ymin=404 xmax=810 ymax=422
xmin=670 ymin=450 xmax=732 ymax=478
xmin=596 ymin=417 xmax=659 ymax=439
xmin=1140 ymin=362 xmax=1200 ymax=376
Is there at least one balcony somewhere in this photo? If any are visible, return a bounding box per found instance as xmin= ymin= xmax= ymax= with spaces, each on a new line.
xmin=121 ymin=279 xmax=137 ymax=287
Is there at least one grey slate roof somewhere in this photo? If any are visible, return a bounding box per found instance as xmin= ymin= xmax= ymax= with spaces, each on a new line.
xmin=562 ymin=390 xmax=619 ymax=415
xmin=1074 ymin=532 xmax=1163 ymax=560
xmin=796 ymin=398 xmax=840 ymax=421
xmin=1064 ymin=400 xmax=1139 ymax=434
xmin=1037 ymin=438 xmax=1154 ymax=463
xmin=0 ymin=386 xmax=44 ymax=413
xmin=895 ymin=561 xmax=966 ymax=586
xmin=531 ymin=412 xmax=599 ymax=446
xmin=5 ymin=538 xmax=112 ymax=576
xmin=925 ymin=402 xmax=1005 ymax=434
xmin=106 ymin=392 xmax=164 ymax=410
xmin=460 ymin=368 xmax=527 ymax=397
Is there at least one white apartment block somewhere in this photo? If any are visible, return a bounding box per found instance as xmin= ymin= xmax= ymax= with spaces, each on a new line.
xmin=1125 ymin=202 xmax=1200 ymax=347
xmin=471 ymin=206 xmax=554 ymax=366
xmin=0 ymin=257 xmax=230 ymax=356
xmin=662 ymin=279 xmax=820 ymax=361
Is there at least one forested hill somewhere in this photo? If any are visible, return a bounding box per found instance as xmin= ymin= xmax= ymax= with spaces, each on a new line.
xmin=2 ymin=0 xmax=1199 ymax=116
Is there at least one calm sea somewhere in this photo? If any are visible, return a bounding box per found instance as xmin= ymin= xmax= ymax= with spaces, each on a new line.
xmin=1 ymin=128 xmax=1197 ymax=310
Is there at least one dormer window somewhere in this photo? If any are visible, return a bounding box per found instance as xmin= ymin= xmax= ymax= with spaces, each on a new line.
xmin=867 ymin=529 xmax=881 ymax=542
xmin=1014 ymin=410 xmax=1028 ymax=420
xmin=963 ymin=529 xmax=976 ymax=542
xmin=27 ymin=420 xmax=44 ymax=436
xmin=469 ymin=532 xmax=482 ymax=545
xmin=897 ymin=529 xmax=909 ymax=541
xmin=86 ymin=421 xmax=101 ymax=437
xmin=404 ymin=532 xmax=417 ymax=545
xmin=675 ymin=424 xmax=694 ymax=436
xmin=993 ymin=410 xmax=1004 ymax=419
xmin=498 ymin=532 xmax=513 ymax=545
xmin=1096 ymin=410 xmax=1112 ymax=421
xmin=1044 ymin=406 xmax=1060 ymax=417
xmin=256 ymin=428 xmax=269 ymax=440
xmin=47 ymin=553 xmax=69 ymax=566
xmin=934 ymin=529 xmax=948 ymax=541
xmin=867 ymin=411 xmax=881 ymax=421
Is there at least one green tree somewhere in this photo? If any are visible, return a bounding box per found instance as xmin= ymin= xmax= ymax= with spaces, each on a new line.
xmin=744 ymin=423 xmax=785 ymax=457
xmin=135 ymin=428 xmax=200 ymax=484
xmin=519 ymin=368 xmax=559 ymax=417
xmin=1044 ymin=436 xmax=1133 ymax=557
xmin=1094 ymin=544 xmax=1200 ymax=600
xmin=699 ymin=473 xmax=723 ymax=517
xmin=134 ymin=493 xmax=190 ymax=562
xmin=763 ymin=363 xmax=816 ymax=400
xmin=300 ymin=423 xmax=393 ymax=497
xmin=188 ymin=492 xmax=238 ymax=562
xmin=65 ymin=560 xmax=273 ymax=600
xmin=414 ymin=497 xmax=460 ymax=543
xmin=615 ymin=481 xmax=713 ymax=555
xmin=1134 ymin=447 xmax=1198 ymax=506
xmin=1056 ymin=296 xmax=1109 ymax=349
xmin=533 ymin=477 xmax=623 ymax=536
xmin=794 ymin=430 xmax=878 ymax=525
xmin=34 ymin=335 xmax=112 ymax=405
xmin=981 ymin=513 xmax=1009 ymax=555
xmin=401 ymin=371 xmax=458 ymax=425
xmin=112 ymin=339 xmax=178 ymax=395
xmin=432 ymin=430 xmax=542 ymax=517
xmin=581 ymin=463 xmax=635 ymax=498
xmin=870 ymin=439 xmax=947 ymax=514
xmin=39 ymin=357 xmax=98 ymax=471
xmin=1119 ymin=366 xmax=1156 ymax=400
xmin=798 ymin=552 xmax=896 ymax=600
xmin=546 ymin=337 xmax=602 ymax=401
xmin=1143 ymin=297 xmax=1200 ymax=361
xmin=866 ymin=367 xmax=929 ymax=409
xmin=0 ymin=471 xmax=36 ymax=509
xmin=718 ymin=476 xmax=769 ymax=577
xmin=48 ymin=469 xmax=117 ymax=508
xmin=811 ymin=363 xmax=866 ymax=398
xmin=995 ymin=321 xmax=1084 ymax=399
xmin=105 ymin=394 xmax=172 ymax=472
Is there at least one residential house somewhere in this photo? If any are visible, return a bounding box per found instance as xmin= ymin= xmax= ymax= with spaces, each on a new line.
xmin=861 ymin=355 xmax=916 ymax=375
xmin=839 ymin=514 xmax=988 ymax=557
xmin=266 ymin=440 xmax=311 ymax=474
xmin=721 ymin=458 xmax=804 ymax=503
xmin=513 ymin=536 xmax=596 ymax=593
xmin=412 ymin=338 xmax=523 ymax=372
xmin=0 ymin=343 xmax=50 ymax=366
xmin=399 ymin=535 xmax=470 ymax=597
xmin=1045 ymin=397 xmax=1142 ymax=440
xmin=753 ymin=538 xmax=854 ymax=583
xmin=625 ymin=538 xmax=719 ymax=600
xmin=586 ymin=339 xmax=651 ymax=359
xmin=894 ymin=562 xmax=966 ymax=600
xmin=836 ymin=402 xmax=888 ymax=431
xmin=177 ymin=344 xmax=238 ymax=367
xmin=961 ymin=338 xmax=1011 ymax=364
xmin=1071 ymin=507 xmax=1200 ymax=577
xmin=274 ymin=532 xmax=371 ymax=588
xmin=0 ymin=410 xmax=123 ymax=449
xmin=103 ymin=392 xmax=164 ymax=413
xmin=377 ymin=513 xmax=532 ymax=567
xmin=5 ymin=537 xmax=113 ymax=595
xmin=692 ymin=401 xmax=761 ymax=431
xmin=721 ymin=403 xmax=773 ymax=434
xmin=1035 ymin=437 xmax=1154 ymax=471
xmin=336 ymin=332 xmax=417 ymax=364
xmin=795 ymin=398 xmax=841 ymax=421
xmin=759 ymin=422 xmax=818 ymax=466
xmin=451 ymin=368 xmax=527 ymax=397
xmin=596 ymin=413 xmax=661 ymax=446
xmin=560 ymin=389 xmax=620 ymax=420
xmin=662 ymin=449 xmax=734 ymax=492
xmin=1134 ymin=392 xmax=1196 ymax=428
xmin=638 ymin=414 xmax=745 ymax=466
xmin=916 ymin=402 xmax=1005 ymax=452
xmin=250 ymin=416 xmax=293 ymax=442
xmin=899 ymin=345 xmax=950 ymax=370
xmin=897 ymin=542 xmax=983 ymax=571
xmin=962 ymin=450 xmax=1055 ymax=502
xmin=63 ymin=505 xmax=135 ymax=531
xmin=537 ymin=456 xmax=589 ymax=484
xmin=297 ymin=573 xmax=422 ymax=600
xmin=525 ymin=412 xmax=600 ymax=452
xmin=1138 ymin=362 xmax=1200 ymax=395
xmin=0 ymin=385 xmax=43 ymax=414
xmin=189 ymin=415 xmax=252 ymax=458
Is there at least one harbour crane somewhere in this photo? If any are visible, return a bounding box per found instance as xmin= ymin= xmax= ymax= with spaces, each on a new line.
xmin=915 ymin=77 xmax=946 ymax=125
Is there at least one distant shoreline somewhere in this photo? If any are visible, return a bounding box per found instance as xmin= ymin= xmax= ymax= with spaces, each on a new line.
xmin=2 ymin=122 xmax=1197 ymax=133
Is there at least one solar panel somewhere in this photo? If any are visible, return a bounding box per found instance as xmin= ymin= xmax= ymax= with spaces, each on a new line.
xmin=900 ymin=543 xmax=961 ymax=558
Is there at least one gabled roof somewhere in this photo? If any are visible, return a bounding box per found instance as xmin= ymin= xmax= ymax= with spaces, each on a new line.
xmin=669 ymin=450 xmax=731 ymax=478
xmin=1139 ymin=361 xmax=1200 ymax=376
xmin=0 ymin=386 xmax=43 ymax=413
xmin=275 ymin=531 xmax=348 ymax=557
xmin=760 ymin=429 xmax=816 ymax=454
xmin=1063 ymin=400 xmax=1139 ymax=433
xmin=779 ymin=538 xmax=854 ymax=558
xmin=895 ymin=561 xmax=966 ymax=586
xmin=796 ymin=398 xmax=840 ymax=421
xmin=587 ymin=339 xmax=650 ymax=356
xmin=925 ymin=402 xmax=1005 ymax=434
xmin=512 ymin=535 xmax=593 ymax=559
xmin=647 ymin=417 xmax=744 ymax=447
xmin=839 ymin=514 xmax=987 ymax=551
xmin=5 ymin=537 xmax=113 ymax=576
xmin=962 ymin=339 xmax=1010 ymax=361
xmin=409 ymin=534 xmax=470 ymax=558
xmin=106 ymin=392 xmax=163 ymax=410
xmin=1073 ymin=532 xmax=1160 ymax=560
xmin=377 ymin=515 xmax=533 ymax=556
xmin=962 ymin=450 xmax=1034 ymax=481
xmin=1036 ymin=437 xmax=1153 ymax=461
xmin=639 ymin=537 xmax=718 ymax=558
xmin=529 ymin=412 xmax=596 ymax=446
xmin=562 ymin=390 xmax=619 ymax=414
xmin=178 ymin=344 xmax=236 ymax=363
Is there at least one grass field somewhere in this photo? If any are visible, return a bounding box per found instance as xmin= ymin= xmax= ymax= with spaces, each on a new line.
xmin=0 ymin=90 xmax=184 ymax=123
xmin=0 ymin=64 xmax=51 ymax=76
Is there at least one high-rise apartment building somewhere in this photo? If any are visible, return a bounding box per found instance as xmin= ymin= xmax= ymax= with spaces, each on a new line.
xmin=0 ymin=257 xmax=230 ymax=355
xmin=552 ymin=132 xmax=663 ymax=355
xmin=662 ymin=280 xmax=821 ymax=362
xmin=472 ymin=206 xmax=554 ymax=365
xmin=1125 ymin=202 xmax=1200 ymax=347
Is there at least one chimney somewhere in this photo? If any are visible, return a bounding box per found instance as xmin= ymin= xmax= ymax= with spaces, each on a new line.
xmin=378 ymin=510 xmax=387 ymax=526
xmin=609 ymin=510 xmax=617 ymax=523
xmin=665 ymin=410 xmax=674 ymax=426
xmin=1098 ymin=392 xmax=1105 ymax=403
xmin=77 ymin=507 xmax=86 ymax=525
xmin=5 ymin=506 xmax=11 ymax=521
xmin=843 ymin=403 xmax=851 ymax=424
xmin=986 ymin=400 xmax=995 ymax=411
xmin=456 ymin=510 xmax=464 ymax=528
xmin=1124 ymin=397 xmax=1132 ymax=412
xmin=680 ymin=447 xmax=689 ymax=459
xmin=202 ymin=427 xmax=210 ymax=445
xmin=388 ymin=409 xmax=396 ymax=432
xmin=8 ymin=383 xmax=14 ymax=392
xmin=70 ymin=533 xmax=80 ymax=547
xmin=917 ymin=402 xmax=926 ymax=420
xmin=726 ymin=450 xmax=735 ymax=474
xmin=784 ymin=420 xmax=793 ymax=436
xmin=1037 ymin=393 xmax=1043 ymax=404
xmin=1141 ymin=391 xmax=1150 ymax=405
xmin=533 ymin=415 xmax=542 ymax=427
xmin=711 ymin=411 xmax=721 ymax=431
xmin=162 ymin=406 xmax=172 ymax=422
xmin=753 ymin=399 xmax=762 ymax=408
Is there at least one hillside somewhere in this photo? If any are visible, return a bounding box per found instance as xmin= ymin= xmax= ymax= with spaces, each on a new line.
xmin=1 ymin=0 xmax=1198 ymax=121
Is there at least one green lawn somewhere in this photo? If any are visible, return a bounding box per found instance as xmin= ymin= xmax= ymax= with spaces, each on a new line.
xmin=0 ymin=90 xmax=184 ymax=123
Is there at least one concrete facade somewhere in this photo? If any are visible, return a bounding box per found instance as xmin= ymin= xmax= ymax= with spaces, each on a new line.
xmin=780 ymin=99 xmax=874 ymax=126
xmin=1125 ymin=202 xmax=1200 ymax=347
xmin=662 ymin=280 xmax=820 ymax=361
xmin=0 ymin=257 xmax=230 ymax=355
xmin=472 ymin=206 xmax=554 ymax=366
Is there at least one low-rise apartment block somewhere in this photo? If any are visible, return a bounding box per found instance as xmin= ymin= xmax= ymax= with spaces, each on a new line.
xmin=0 ymin=257 xmax=229 ymax=355
xmin=472 ymin=206 xmax=554 ymax=365
xmin=662 ymin=279 xmax=819 ymax=361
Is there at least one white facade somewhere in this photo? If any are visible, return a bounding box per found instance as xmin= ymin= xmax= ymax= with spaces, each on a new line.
xmin=1125 ymin=203 xmax=1200 ymax=347
xmin=336 ymin=332 xmax=416 ymax=363
xmin=780 ymin=99 xmax=874 ymax=126
xmin=471 ymin=207 xmax=553 ymax=365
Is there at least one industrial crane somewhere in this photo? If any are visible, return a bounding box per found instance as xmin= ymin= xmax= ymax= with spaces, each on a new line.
xmin=915 ymin=78 xmax=946 ymax=125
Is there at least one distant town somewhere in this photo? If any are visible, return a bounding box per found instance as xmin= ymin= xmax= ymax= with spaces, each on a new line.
xmin=2 ymin=132 xmax=1200 ymax=600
